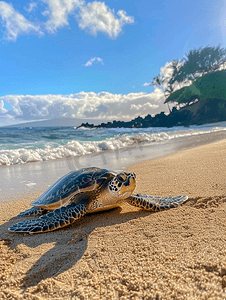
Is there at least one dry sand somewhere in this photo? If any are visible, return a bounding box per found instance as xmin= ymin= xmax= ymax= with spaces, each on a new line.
xmin=1 ymin=139 xmax=226 ymax=299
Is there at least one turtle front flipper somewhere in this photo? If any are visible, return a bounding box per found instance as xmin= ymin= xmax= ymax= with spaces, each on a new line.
xmin=127 ymin=194 xmax=188 ymax=211
xmin=17 ymin=207 xmax=49 ymax=217
xmin=9 ymin=200 xmax=87 ymax=234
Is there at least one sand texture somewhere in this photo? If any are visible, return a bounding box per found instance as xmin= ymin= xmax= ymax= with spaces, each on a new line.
xmin=1 ymin=139 xmax=226 ymax=299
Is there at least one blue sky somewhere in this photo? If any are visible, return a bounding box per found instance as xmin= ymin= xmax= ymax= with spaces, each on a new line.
xmin=0 ymin=0 xmax=226 ymax=125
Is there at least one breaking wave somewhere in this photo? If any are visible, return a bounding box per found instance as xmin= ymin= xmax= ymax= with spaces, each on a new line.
xmin=1 ymin=125 xmax=226 ymax=166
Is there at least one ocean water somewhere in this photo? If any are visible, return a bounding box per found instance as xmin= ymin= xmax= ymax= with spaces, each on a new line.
xmin=1 ymin=121 xmax=226 ymax=167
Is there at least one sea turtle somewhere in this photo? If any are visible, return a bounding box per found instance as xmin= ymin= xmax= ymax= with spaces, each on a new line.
xmin=9 ymin=167 xmax=188 ymax=234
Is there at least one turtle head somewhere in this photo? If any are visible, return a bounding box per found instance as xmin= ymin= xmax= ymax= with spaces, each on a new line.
xmin=109 ymin=172 xmax=136 ymax=198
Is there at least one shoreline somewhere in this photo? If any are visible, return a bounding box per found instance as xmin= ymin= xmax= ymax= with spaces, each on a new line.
xmin=1 ymin=127 xmax=226 ymax=204
xmin=1 ymin=138 xmax=226 ymax=298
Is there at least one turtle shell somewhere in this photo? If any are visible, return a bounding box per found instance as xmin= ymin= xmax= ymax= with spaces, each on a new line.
xmin=31 ymin=167 xmax=116 ymax=210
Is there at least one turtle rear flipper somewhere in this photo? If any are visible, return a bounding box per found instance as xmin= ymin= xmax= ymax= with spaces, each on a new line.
xmin=9 ymin=201 xmax=87 ymax=234
xmin=17 ymin=207 xmax=49 ymax=217
xmin=127 ymin=194 xmax=188 ymax=211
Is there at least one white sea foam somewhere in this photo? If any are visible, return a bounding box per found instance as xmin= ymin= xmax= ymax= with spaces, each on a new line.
xmin=0 ymin=126 xmax=226 ymax=166
xmin=25 ymin=182 xmax=37 ymax=187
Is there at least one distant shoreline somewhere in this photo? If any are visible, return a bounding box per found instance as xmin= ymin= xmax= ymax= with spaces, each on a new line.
xmin=78 ymin=98 xmax=226 ymax=129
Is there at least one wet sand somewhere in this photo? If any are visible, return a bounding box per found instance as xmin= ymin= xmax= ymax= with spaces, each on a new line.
xmin=1 ymin=139 xmax=226 ymax=299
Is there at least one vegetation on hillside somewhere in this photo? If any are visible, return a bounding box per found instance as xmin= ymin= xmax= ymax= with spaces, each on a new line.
xmin=151 ymin=45 xmax=226 ymax=107
xmin=165 ymin=70 xmax=226 ymax=106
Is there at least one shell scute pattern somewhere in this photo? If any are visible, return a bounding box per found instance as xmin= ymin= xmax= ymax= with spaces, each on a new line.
xmin=45 ymin=193 xmax=55 ymax=203
xmin=32 ymin=167 xmax=112 ymax=208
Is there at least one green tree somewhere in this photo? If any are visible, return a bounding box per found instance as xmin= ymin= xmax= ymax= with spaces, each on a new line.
xmin=172 ymin=45 xmax=226 ymax=84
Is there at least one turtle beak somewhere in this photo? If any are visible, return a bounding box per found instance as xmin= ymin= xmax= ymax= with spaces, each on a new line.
xmin=118 ymin=174 xmax=136 ymax=195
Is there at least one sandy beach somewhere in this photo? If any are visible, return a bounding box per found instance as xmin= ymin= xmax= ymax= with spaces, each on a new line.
xmin=1 ymin=139 xmax=226 ymax=299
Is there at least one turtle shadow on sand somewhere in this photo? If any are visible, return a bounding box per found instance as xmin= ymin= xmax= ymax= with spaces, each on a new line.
xmin=1 ymin=206 xmax=155 ymax=289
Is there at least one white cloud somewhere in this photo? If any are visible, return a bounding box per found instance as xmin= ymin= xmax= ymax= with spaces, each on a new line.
xmin=131 ymin=103 xmax=158 ymax=110
xmin=0 ymin=100 xmax=7 ymax=113
xmin=84 ymin=57 xmax=103 ymax=66
xmin=42 ymin=0 xmax=84 ymax=33
xmin=0 ymin=89 xmax=166 ymax=125
xmin=151 ymin=61 xmax=192 ymax=93
xmin=0 ymin=1 xmax=42 ymax=41
xmin=143 ymin=63 xmax=176 ymax=90
xmin=76 ymin=1 xmax=134 ymax=38
xmin=159 ymin=61 xmax=175 ymax=82
xmin=24 ymin=1 xmax=38 ymax=13
xmin=0 ymin=0 xmax=134 ymax=41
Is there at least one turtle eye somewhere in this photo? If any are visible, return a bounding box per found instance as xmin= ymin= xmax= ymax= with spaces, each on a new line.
xmin=117 ymin=173 xmax=127 ymax=182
